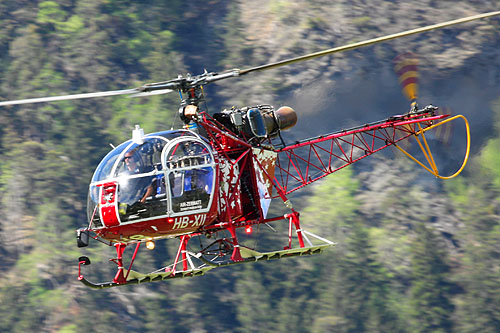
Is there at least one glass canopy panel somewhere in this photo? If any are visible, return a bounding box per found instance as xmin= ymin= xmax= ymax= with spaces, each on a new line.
xmin=163 ymin=138 xmax=215 ymax=215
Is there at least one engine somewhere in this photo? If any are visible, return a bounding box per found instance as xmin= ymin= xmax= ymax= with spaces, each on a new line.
xmin=213 ymin=104 xmax=297 ymax=141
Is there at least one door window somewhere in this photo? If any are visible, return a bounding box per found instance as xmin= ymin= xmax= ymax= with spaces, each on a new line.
xmin=163 ymin=138 xmax=215 ymax=215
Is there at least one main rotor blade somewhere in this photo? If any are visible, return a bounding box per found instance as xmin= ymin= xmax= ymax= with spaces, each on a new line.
xmin=0 ymin=88 xmax=139 ymax=106
xmin=0 ymin=11 xmax=498 ymax=107
xmin=239 ymin=11 xmax=500 ymax=76
xmin=128 ymin=89 xmax=173 ymax=98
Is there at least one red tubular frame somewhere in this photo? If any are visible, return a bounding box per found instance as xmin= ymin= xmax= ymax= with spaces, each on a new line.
xmin=285 ymin=211 xmax=304 ymax=249
xmin=273 ymin=113 xmax=446 ymax=196
xmin=111 ymin=243 xmax=127 ymax=284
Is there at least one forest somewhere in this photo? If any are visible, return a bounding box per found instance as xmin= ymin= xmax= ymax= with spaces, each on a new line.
xmin=0 ymin=1 xmax=499 ymax=332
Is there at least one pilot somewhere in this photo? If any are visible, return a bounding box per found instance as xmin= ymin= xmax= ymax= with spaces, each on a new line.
xmin=121 ymin=150 xmax=154 ymax=202
xmin=119 ymin=149 xmax=157 ymax=220
xmin=124 ymin=151 xmax=142 ymax=174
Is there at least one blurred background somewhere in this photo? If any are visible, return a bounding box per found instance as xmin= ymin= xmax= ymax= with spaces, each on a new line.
xmin=0 ymin=1 xmax=499 ymax=332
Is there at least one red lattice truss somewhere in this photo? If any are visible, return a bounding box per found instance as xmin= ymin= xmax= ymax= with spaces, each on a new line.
xmin=273 ymin=111 xmax=447 ymax=196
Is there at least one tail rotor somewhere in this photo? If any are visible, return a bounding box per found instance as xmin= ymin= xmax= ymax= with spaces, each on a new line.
xmin=392 ymin=53 xmax=469 ymax=179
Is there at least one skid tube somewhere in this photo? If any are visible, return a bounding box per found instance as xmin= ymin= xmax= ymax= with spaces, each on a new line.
xmin=77 ymin=214 xmax=335 ymax=289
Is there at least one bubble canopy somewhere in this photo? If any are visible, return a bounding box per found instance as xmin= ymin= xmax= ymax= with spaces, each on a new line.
xmin=91 ymin=130 xmax=192 ymax=184
xmin=87 ymin=129 xmax=216 ymax=228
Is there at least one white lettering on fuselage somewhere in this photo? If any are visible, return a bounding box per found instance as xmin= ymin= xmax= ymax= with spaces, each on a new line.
xmin=172 ymin=214 xmax=207 ymax=230
xmin=179 ymin=200 xmax=202 ymax=211
xmin=180 ymin=200 xmax=202 ymax=208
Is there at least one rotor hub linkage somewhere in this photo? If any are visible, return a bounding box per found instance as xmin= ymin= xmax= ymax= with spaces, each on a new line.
xmin=139 ymin=70 xmax=240 ymax=97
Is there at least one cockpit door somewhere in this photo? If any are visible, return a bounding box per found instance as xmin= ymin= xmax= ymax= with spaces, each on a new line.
xmin=161 ymin=137 xmax=216 ymax=216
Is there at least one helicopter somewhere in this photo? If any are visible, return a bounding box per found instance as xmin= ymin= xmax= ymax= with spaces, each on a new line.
xmin=0 ymin=11 xmax=498 ymax=289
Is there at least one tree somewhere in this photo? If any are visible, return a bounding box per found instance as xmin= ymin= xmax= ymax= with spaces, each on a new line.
xmin=314 ymin=221 xmax=401 ymax=332
xmin=408 ymin=224 xmax=455 ymax=332
xmin=300 ymin=168 xmax=401 ymax=332
xmin=452 ymin=97 xmax=500 ymax=332
xmin=234 ymin=265 xmax=273 ymax=333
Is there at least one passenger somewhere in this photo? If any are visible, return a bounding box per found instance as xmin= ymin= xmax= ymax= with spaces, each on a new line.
xmin=184 ymin=170 xmax=211 ymax=204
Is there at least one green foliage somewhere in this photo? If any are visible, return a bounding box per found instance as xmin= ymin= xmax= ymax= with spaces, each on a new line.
xmin=351 ymin=16 xmax=371 ymax=26
xmin=0 ymin=1 xmax=499 ymax=332
xmin=456 ymin=238 xmax=500 ymax=332
xmin=57 ymin=15 xmax=85 ymax=36
xmin=37 ymin=1 xmax=66 ymax=26
xmin=0 ymin=285 xmax=46 ymax=332
xmin=311 ymin=222 xmax=401 ymax=332
xmin=234 ymin=266 xmax=273 ymax=332
xmin=452 ymin=172 xmax=500 ymax=332
xmin=408 ymin=224 xmax=454 ymax=332
xmin=478 ymin=138 xmax=500 ymax=193
xmin=301 ymin=166 xmax=359 ymax=239
xmin=220 ymin=2 xmax=255 ymax=69
xmin=474 ymin=97 xmax=500 ymax=195
xmin=443 ymin=177 xmax=469 ymax=208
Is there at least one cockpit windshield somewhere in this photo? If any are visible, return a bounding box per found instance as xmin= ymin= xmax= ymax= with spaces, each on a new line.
xmin=114 ymin=138 xmax=164 ymax=177
xmin=91 ymin=140 xmax=130 ymax=184
xmin=88 ymin=130 xmax=216 ymax=228
xmin=90 ymin=130 xmax=195 ymax=185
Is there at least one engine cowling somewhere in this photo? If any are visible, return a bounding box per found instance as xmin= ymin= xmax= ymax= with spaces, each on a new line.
xmin=214 ymin=105 xmax=297 ymax=140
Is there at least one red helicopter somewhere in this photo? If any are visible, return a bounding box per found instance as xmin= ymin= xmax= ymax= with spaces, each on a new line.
xmin=1 ymin=11 xmax=497 ymax=289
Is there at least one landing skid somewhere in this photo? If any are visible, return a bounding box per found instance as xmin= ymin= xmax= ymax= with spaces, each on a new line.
xmin=78 ymin=266 xmax=214 ymax=289
xmin=77 ymin=229 xmax=335 ymax=289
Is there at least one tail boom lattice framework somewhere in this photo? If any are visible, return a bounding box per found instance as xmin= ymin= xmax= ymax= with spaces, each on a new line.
xmin=273 ymin=106 xmax=448 ymax=196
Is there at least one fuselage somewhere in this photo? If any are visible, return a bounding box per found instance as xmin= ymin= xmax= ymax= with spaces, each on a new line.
xmin=87 ymin=127 xmax=277 ymax=243
xmin=87 ymin=129 xmax=219 ymax=242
